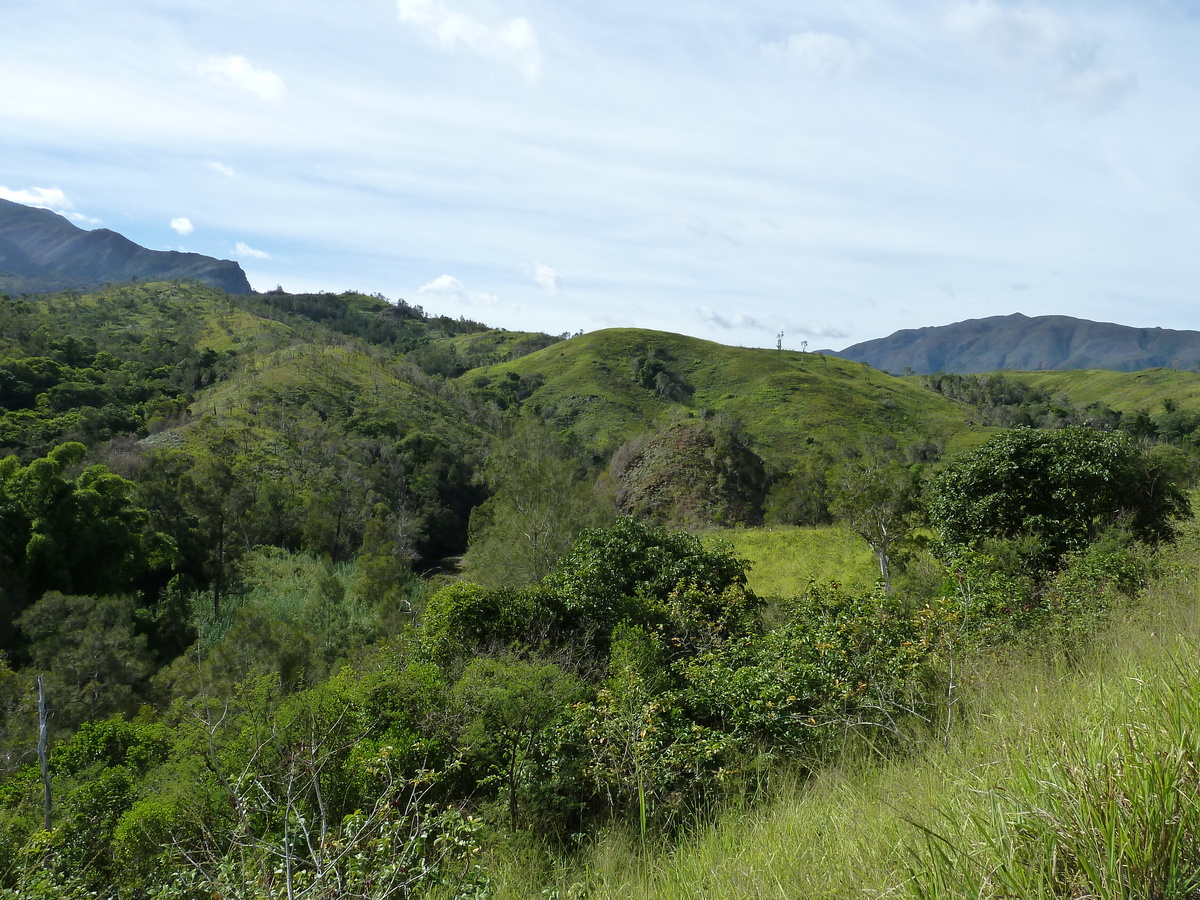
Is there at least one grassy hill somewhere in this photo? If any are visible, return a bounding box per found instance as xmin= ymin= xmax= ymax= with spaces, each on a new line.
xmin=1008 ymin=367 xmax=1200 ymax=414
xmin=463 ymin=328 xmax=973 ymax=470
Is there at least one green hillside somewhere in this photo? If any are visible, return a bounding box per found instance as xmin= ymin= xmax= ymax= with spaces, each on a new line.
xmin=464 ymin=328 xmax=972 ymax=469
xmin=7 ymin=280 xmax=1200 ymax=899
xmin=1009 ymin=367 xmax=1200 ymax=413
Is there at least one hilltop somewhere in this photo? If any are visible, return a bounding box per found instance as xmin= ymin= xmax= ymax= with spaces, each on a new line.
xmin=0 ymin=198 xmax=252 ymax=294
xmin=834 ymin=312 xmax=1200 ymax=374
xmin=464 ymin=328 xmax=969 ymax=468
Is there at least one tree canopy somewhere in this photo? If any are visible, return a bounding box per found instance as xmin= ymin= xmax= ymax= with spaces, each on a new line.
xmin=928 ymin=426 xmax=1190 ymax=562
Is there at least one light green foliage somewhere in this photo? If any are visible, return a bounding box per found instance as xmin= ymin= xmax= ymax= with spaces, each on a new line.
xmin=828 ymin=448 xmax=921 ymax=590
xmin=907 ymin=653 xmax=1200 ymax=900
xmin=929 ymin=426 xmax=1190 ymax=564
xmin=465 ymin=420 xmax=611 ymax=588
xmin=158 ymin=547 xmax=376 ymax=699
xmin=2 ymin=716 xmax=173 ymax=892
xmin=352 ymin=506 xmax=420 ymax=630
xmin=1010 ymin=367 xmax=1200 ymax=418
xmin=684 ymin=583 xmax=940 ymax=757
xmin=422 ymin=583 xmax=557 ymax=667
xmin=574 ymin=626 xmax=735 ymax=837
xmin=1040 ymin=537 xmax=1152 ymax=662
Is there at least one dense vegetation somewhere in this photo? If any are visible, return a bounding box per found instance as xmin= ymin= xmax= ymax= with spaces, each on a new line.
xmin=3 ymin=281 xmax=1200 ymax=898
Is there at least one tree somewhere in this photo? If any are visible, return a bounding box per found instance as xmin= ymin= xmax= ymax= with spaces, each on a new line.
xmin=452 ymin=655 xmax=584 ymax=830
xmin=464 ymin=421 xmax=610 ymax=588
xmin=928 ymin=426 xmax=1190 ymax=564
xmin=17 ymin=592 xmax=155 ymax=731
xmin=543 ymin=516 xmax=753 ymax=653
xmin=828 ymin=450 xmax=919 ymax=591
xmin=0 ymin=443 xmax=174 ymax=642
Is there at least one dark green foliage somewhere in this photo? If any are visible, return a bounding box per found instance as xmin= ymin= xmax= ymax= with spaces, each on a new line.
xmin=631 ymin=346 xmax=692 ymax=401
xmin=608 ymin=418 xmax=769 ymax=527
xmin=0 ymin=444 xmax=172 ymax=644
xmin=923 ymin=372 xmax=1080 ymax=428
xmin=929 ymin=426 xmax=1190 ymax=564
xmin=18 ymin=593 xmax=155 ymax=732
xmin=542 ymin=517 xmax=753 ymax=653
xmin=763 ymin=449 xmax=835 ymax=526
xmin=453 ymin=655 xmax=586 ymax=829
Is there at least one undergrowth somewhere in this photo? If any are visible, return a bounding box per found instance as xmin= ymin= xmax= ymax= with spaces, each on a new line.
xmin=481 ymin=524 xmax=1200 ymax=900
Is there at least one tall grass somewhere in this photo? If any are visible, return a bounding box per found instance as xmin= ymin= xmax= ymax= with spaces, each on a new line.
xmin=483 ymin=526 xmax=1200 ymax=900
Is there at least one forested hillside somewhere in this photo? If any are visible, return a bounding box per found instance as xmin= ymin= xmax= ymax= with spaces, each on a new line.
xmin=3 ymin=281 xmax=1200 ymax=899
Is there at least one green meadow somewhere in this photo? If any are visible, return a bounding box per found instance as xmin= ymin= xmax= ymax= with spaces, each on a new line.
xmin=705 ymin=525 xmax=880 ymax=596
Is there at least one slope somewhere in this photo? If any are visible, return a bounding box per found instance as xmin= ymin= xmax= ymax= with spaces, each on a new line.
xmin=836 ymin=312 xmax=1200 ymax=374
xmin=462 ymin=327 xmax=973 ymax=470
xmin=0 ymin=198 xmax=252 ymax=294
xmin=1007 ymin=367 xmax=1200 ymax=414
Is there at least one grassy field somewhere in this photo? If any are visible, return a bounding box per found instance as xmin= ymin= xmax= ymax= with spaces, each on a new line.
xmin=476 ymin=521 xmax=1200 ymax=900
xmin=704 ymin=525 xmax=880 ymax=596
xmin=1008 ymin=367 xmax=1200 ymax=414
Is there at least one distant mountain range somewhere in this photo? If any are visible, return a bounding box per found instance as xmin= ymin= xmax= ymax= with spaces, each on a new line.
xmin=0 ymin=198 xmax=251 ymax=295
xmin=833 ymin=313 xmax=1200 ymax=374
xmin=5 ymin=197 xmax=1197 ymax=375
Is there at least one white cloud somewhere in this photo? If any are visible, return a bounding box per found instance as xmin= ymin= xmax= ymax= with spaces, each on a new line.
xmin=418 ymin=273 xmax=500 ymax=306
xmin=197 ymin=55 xmax=286 ymax=100
xmin=761 ymin=30 xmax=870 ymax=79
xmin=235 ymin=241 xmax=271 ymax=259
xmin=946 ymin=1 xmax=1136 ymax=110
xmin=0 ymin=185 xmax=71 ymax=209
xmin=208 ymin=161 xmax=236 ymax=177
xmin=0 ymin=185 xmax=101 ymax=224
xmin=531 ymin=263 xmax=561 ymax=293
xmin=170 ymin=217 xmax=194 ymax=235
xmin=396 ymin=0 xmax=541 ymax=83
xmin=948 ymin=0 xmax=1074 ymax=58
xmin=683 ymin=214 xmax=744 ymax=246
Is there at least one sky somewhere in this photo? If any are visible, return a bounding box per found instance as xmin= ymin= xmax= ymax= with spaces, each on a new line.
xmin=3 ymin=0 xmax=1200 ymax=351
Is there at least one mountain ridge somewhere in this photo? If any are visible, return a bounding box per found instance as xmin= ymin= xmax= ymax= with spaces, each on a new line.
xmin=832 ymin=313 xmax=1200 ymax=374
xmin=0 ymin=198 xmax=252 ymax=294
